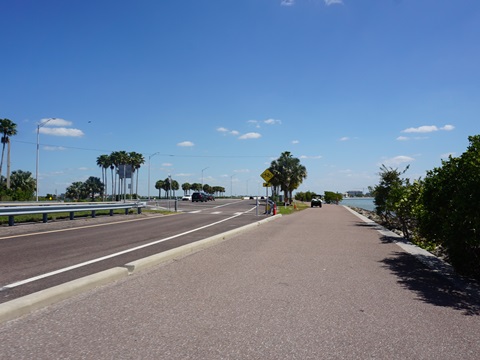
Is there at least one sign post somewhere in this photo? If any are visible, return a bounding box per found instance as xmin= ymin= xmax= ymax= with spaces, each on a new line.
xmin=260 ymin=169 xmax=275 ymax=215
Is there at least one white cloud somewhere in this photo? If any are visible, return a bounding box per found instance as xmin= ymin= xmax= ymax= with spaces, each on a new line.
xmin=397 ymin=136 xmax=409 ymax=141
xmin=233 ymin=169 xmax=250 ymax=173
xmin=162 ymin=163 xmax=173 ymax=167
xmin=402 ymin=125 xmax=438 ymax=133
xmin=177 ymin=141 xmax=194 ymax=147
xmin=401 ymin=124 xmax=455 ymax=134
xmin=39 ymin=127 xmax=84 ymax=137
xmin=38 ymin=118 xmax=84 ymax=137
xmin=383 ymin=155 xmax=415 ymax=166
xmin=40 ymin=118 xmax=72 ymax=127
xmin=324 ymin=0 xmax=343 ymax=5
xmin=299 ymin=155 xmax=322 ymax=159
xmin=239 ymin=132 xmax=262 ymax=140
xmin=339 ymin=137 xmax=350 ymax=141
xmin=217 ymin=127 xmax=240 ymax=136
xmin=264 ymin=118 xmax=281 ymax=125
xmin=43 ymin=146 xmax=67 ymax=151
xmin=292 ymin=140 xmax=299 ymax=144
xmin=281 ymin=0 xmax=295 ymax=6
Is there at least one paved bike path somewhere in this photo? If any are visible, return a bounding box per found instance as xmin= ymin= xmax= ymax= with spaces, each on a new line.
xmin=1 ymin=205 xmax=479 ymax=359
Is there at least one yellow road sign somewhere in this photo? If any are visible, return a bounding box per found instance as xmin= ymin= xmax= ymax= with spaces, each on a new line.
xmin=260 ymin=169 xmax=274 ymax=182
xmin=263 ymin=182 xmax=271 ymax=187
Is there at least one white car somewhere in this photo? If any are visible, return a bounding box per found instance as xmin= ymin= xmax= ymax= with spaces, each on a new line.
xmin=182 ymin=194 xmax=192 ymax=201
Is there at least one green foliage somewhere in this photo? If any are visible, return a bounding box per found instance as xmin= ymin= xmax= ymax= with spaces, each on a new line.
xmin=294 ymin=191 xmax=318 ymax=202
xmin=323 ymin=191 xmax=343 ymax=204
xmin=370 ymin=135 xmax=480 ymax=280
xmin=418 ymin=135 xmax=480 ymax=278
xmin=0 ymin=170 xmax=35 ymax=201
xmin=269 ymin=151 xmax=307 ymax=203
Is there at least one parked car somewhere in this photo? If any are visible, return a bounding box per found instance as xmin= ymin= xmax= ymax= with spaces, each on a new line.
xmin=206 ymin=194 xmax=215 ymax=201
xmin=192 ymin=192 xmax=208 ymax=202
xmin=182 ymin=194 xmax=192 ymax=201
xmin=311 ymin=196 xmax=323 ymax=208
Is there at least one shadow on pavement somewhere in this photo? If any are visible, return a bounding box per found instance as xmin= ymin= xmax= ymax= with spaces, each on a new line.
xmin=380 ymin=251 xmax=480 ymax=316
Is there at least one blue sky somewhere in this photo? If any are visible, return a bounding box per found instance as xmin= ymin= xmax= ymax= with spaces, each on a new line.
xmin=1 ymin=0 xmax=479 ymax=197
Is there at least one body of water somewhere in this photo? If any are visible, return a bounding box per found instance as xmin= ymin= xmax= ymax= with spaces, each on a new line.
xmin=339 ymin=197 xmax=375 ymax=211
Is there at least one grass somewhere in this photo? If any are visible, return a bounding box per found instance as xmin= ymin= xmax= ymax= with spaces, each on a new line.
xmin=276 ymin=201 xmax=309 ymax=215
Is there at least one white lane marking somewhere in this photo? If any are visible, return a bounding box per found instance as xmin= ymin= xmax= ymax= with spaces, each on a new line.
xmin=1 ymin=211 xmax=251 ymax=290
xmin=0 ymin=214 xmax=167 ymax=241
xmin=211 ymin=211 xmax=222 ymax=214
xmin=189 ymin=210 xmax=202 ymax=213
xmin=213 ymin=200 xmax=244 ymax=209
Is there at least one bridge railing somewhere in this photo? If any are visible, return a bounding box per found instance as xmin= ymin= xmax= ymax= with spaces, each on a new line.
xmin=0 ymin=202 xmax=145 ymax=226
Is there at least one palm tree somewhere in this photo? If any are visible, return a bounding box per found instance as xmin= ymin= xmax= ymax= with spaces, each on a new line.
xmin=155 ymin=179 xmax=164 ymax=199
xmin=96 ymin=154 xmax=110 ymax=201
xmin=129 ymin=151 xmax=145 ymax=199
xmin=110 ymin=151 xmax=129 ymax=201
xmin=182 ymin=182 xmax=191 ymax=195
xmin=9 ymin=170 xmax=36 ymax=200
xmin=269 ymin=151 xmax=307 ymax=204
xmin=108 ymin=153 xmax=116 ymax=201
xmin=66 ymin=181 xmax=85 ymax=201
xmin=83 ymin=176 xmax=104 ymax=201
xmin=0 ymin=118 xmax=18 ymax=189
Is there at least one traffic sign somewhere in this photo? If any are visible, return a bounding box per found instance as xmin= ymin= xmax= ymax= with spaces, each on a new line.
xmin=260 ymin=169 xmax=274 ymax=183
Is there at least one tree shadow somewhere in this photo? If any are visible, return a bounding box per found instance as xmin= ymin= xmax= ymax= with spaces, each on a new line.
xmin=380 ymin=251 xmax=480 ymax=316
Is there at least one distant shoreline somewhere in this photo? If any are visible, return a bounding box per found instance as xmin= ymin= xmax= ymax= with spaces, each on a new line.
xmin=340 ymin=197 xmax=375 ymax=211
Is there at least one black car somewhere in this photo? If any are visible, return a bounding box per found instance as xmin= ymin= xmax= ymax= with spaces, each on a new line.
xmin=311 ymin=197 xmax=323 ymax=208
xmin=192 ymin=192 xmax=208 ymax=202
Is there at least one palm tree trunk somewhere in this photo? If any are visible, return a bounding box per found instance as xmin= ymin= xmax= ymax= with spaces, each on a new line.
xmin=0 ymin=141 xmax=5 ymax=179
xmin=136 ymin=170 xmax=139 ymax=199
xmin=111 ymin=168 xmax=115 ymax=201
xmin=6 ymin=140 xmax=11 ymax=188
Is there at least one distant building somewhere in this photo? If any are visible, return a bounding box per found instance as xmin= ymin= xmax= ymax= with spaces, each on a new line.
xmin=345 ymin=190 xmax=363 ymax=197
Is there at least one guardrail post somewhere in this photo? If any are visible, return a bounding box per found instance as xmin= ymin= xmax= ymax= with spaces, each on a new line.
xmin=8 ymin=215 xmax=14 ymax=226
xmin=91 ymin=210 xmax=96 ymax=218
xmin=125 ymin=208 xmax=129 ymax=215
xmin=137 ymin=207 xmax=142 ymax=214
xmin=42 ymin=213 xmax=48 ymax=223
xmin=70 ymin=212 xmax=74 ymax=220
xmin=110 ymin=209 xmax=114 ymax=216
xmin=174 ymin=199 xmax=178 ymax=212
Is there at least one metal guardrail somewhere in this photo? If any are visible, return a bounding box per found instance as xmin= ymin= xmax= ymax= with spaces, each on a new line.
xmin=0 ymin=202 xmax=145 ymax=226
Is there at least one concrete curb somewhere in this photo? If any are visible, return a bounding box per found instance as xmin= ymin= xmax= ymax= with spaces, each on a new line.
xmin=125 ymin=214 xmax=281 ymax=274
xmin=0 ymin=214 xmax=282 ymax=325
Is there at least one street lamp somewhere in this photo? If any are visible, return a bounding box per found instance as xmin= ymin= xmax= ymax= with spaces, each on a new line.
xmin=230 ymin=174 xmax=235 ymax=197
xmin=148 ymin=152 xmax=160 ymax=200
xmin=36 ymin=118 xmax=55 ymax=201
xmin=201 ymin=167 xmax=209 ymax=191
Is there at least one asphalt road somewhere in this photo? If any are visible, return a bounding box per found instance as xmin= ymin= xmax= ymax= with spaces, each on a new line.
xmin=0 ymin=198 xmax=263 ymax=303
xmin=1 ymin=204 xmax=479 ymax=359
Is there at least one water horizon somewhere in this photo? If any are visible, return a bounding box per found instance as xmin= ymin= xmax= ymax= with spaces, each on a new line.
xmin=339 ymin=197 xmax=375 ymax=212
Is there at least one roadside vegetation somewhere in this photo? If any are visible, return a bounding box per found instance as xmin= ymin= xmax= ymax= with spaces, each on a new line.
xmin=369 ymin=135 xmax=480 ymax=281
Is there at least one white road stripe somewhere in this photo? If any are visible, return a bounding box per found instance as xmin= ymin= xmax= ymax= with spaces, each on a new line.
xmin=1 ymin=211 xmax=253 ymax=290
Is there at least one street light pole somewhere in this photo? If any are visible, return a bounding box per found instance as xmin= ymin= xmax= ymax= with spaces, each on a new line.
xmin=201 ymin=167 xmax=209 ymax=191
xmin=230 ymin=174 xmax=235 ymax=198
xmin=35 ymin=118 xmax=55 ymax=201
xmin=148 ymin=152 xmax=160 ymax=200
